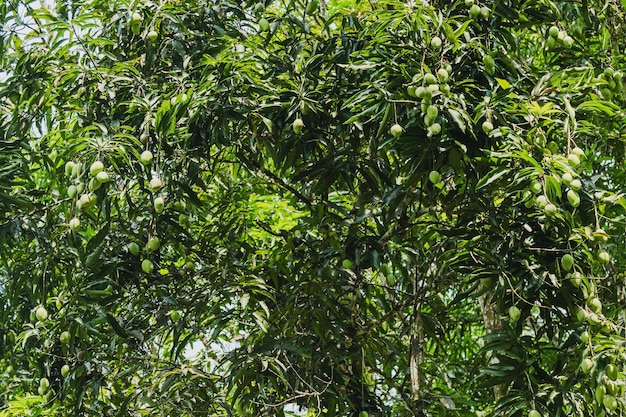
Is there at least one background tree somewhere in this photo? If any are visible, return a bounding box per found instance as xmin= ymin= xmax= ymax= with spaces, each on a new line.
xmin=1 ymin=0 xmax=625 ymax=416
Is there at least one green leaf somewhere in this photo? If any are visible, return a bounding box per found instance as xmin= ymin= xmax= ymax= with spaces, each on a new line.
xmin=105 ymin=313 xmax=128 ymax=338
xmin=495 ymin=78 xmax=512 ymax=89
xmin=576 ymin=100 xmax=619 ymax=116
xmin=476 ymin=167 xmax=510 ymax=190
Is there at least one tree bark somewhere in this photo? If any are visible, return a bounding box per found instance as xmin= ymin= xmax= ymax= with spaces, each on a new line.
xmin=409 ymin=312 xmax=424 ymax=400
xmin=478 ymin=287 xmax=506 ymax=400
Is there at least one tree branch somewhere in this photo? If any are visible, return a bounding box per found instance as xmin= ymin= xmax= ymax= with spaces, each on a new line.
xmin=236 ymin=152 xmax=314 ymax=208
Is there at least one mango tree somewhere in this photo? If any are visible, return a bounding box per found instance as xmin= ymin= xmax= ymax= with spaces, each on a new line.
xmin=0 ymin=0 xmax=625 ymax=416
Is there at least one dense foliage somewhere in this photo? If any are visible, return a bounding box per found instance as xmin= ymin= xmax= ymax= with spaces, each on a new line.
xmin=1 ymin=0 xmax=625 ymax=415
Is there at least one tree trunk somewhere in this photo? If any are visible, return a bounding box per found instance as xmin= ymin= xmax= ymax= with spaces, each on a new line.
xmin=478 ymin=288 xmax=506 ymax=400
xmin=409 ymin=311 xmax=424 ymax=400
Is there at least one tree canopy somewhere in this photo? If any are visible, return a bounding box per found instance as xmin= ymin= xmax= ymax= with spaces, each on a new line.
xmin=1 ymin=0 xmax=626 ymax=416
